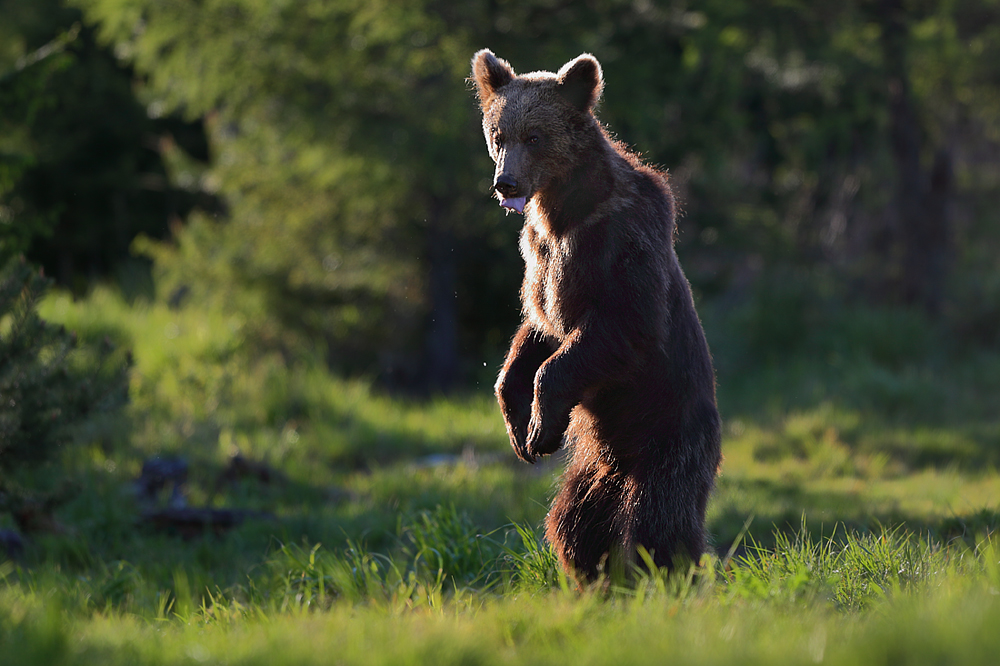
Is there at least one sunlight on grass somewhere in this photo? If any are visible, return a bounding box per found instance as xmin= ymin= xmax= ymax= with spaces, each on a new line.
xmin=3 ymin=527 xmax=1000 ymax=665
xmin=40 ymin=288 xmax=508 ymax=474
xmin=15 ymin=287 xmax=1000 ymax=665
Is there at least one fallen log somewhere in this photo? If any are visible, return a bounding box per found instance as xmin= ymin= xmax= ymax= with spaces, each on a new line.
xmin=141 ymin=507 xmax=275 ymax=539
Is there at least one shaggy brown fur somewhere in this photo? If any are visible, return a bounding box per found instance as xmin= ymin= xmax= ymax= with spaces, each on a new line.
xmin=471 ymin=50 xmax=722 ymax=582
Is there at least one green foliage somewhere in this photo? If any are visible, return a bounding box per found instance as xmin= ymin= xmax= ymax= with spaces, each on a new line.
xmin=74 ymin=0 xmax=518 ymax=382
xmin=0 ymin=258 xmax=129 ymax=474
xmin=4 ymin=0 xmax=1000 ymax=383
xmin=400 ymin=504 xmax=503 ymax=587
xmin=25 ymin=280 xmax=1000 ymax=570
xmin=725 ymin=522 xmax=950 ymax=611
xmin=502 ymin=522 xmax=563 ymax=593
xmin=258 ymin=540 xmax=446 ymax=611
xmin=60 ymin=0 xmax=1000 ymax=381
xmin=0 ymin=0 xmax=213 ymax=289
xmin=7 ymin=281 xmax=1000 ymax=659
xmin=38 ymin=286 xmax=508 ymax=482
xmin=4 ymin=520 xmax=1000 ymax=665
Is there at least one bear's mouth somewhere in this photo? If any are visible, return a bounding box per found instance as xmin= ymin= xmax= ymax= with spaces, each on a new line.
xmin=500 ymin=196 xmax=527 ymax=215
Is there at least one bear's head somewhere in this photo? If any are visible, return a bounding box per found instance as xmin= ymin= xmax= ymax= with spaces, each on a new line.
xmin=470 ymin=49 xmax=604 ymax=215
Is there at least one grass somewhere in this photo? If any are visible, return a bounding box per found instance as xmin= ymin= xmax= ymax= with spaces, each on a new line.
xmin=0 ymin=286 xmax=997 ymax=663
xmin=2 ymin=529 xmax=1000 ymax=665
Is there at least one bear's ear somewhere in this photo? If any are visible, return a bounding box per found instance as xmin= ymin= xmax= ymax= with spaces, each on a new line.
xmin=556 ymin=54 xmax=604 ymax=112
xmin=471 ymin=49 xmax=515 ymax=107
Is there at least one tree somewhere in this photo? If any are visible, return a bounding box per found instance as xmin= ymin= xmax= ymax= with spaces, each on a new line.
xmin=80 ymin=0 xmax=522 ymax=388
xmin=0 ymin=257 xmax=130 ymax=474
xmin=75 ymin=0 xmax=1000 ymax=390
xmin=0 ymin=0 xmax=215 ymax=291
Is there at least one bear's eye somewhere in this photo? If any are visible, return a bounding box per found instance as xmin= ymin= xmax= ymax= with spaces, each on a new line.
xmin=526 ymin=134 xmax=540 ymax=146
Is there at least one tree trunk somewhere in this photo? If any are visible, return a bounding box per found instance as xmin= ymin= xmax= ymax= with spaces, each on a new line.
xmin=878 ymin=0 xmax=952 ymax=315
xmin=424 ymin=200 xmax=459 ymax=392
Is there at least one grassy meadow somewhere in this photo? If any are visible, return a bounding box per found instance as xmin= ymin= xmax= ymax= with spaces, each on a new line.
xmin=1 ymin=286 xmax=999 ymax=665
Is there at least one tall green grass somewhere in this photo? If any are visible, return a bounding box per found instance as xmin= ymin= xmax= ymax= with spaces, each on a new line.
xmin=1 ymin=286 xmax=996 ymax=664
xmin=2 ymin=522 xmax=1000 ymax=665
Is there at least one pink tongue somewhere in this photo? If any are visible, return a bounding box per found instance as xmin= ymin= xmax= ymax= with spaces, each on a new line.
xmin=500 ymin=196 xmax=527 ymax=214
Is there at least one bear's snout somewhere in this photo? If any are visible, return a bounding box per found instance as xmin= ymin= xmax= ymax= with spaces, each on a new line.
xmin=494 ymin=174 xmax=519 ymax=197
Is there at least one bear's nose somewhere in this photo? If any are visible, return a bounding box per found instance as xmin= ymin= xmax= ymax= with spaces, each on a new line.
xmin=494 ymin=175 xmax=518 ymax=197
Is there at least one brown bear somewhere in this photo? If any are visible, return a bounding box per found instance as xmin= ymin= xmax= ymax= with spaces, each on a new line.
xmin=471 ymin=49 xmax=722 ymax=582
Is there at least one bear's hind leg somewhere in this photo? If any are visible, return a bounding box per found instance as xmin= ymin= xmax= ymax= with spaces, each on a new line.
xmin=633 ymin=464 xmax=714 ymax=571
xmin=545 ymin=463 xmax=630 ymax=583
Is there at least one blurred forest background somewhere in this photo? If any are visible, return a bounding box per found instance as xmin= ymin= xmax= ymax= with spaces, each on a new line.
xmin=4 ymin=0 xmax=1000 ymax=513
xmin=4 ymin=0 xmax=1000 ymax=392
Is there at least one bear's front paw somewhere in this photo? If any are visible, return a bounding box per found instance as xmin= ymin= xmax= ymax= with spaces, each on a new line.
xmin=526 ymin=409 xmax=569 ymax=457
xmin=501 ymin=405 xmax=536 ymax=463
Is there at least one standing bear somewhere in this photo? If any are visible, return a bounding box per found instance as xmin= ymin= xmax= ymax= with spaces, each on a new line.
xmin=471 ymin=49 xmax=722 ymax=582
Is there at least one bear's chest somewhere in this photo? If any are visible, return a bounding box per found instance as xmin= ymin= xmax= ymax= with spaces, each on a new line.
xmin=519 ymin=223 xmax=589 ymax=338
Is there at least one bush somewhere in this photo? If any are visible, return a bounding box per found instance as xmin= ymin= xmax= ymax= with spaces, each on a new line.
xmin=0 ymin=257 xmax=130 ymax=475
